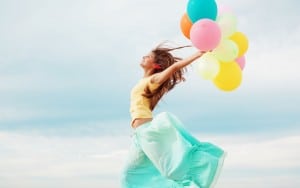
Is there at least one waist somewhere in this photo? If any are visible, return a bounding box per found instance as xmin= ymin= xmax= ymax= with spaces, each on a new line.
xmin=131 ymin=118 xmax=152 ymax=129
xmin=130 ymin=107 xmax=153 ymax=125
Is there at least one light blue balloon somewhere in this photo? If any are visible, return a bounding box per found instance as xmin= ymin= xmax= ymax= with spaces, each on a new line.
xmin=187 ymin=0 xmax=218 ymax=23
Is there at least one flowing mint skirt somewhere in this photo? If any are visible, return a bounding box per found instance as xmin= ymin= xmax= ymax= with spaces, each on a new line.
xmin=121 ymin=112 xmax=226 ymax=188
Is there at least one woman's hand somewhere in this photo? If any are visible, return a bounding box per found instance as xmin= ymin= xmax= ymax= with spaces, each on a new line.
xmin=197 ymin=50 xmax=207 ymax=58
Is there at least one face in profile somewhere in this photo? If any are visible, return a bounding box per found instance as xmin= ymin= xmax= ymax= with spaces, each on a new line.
xmin=140 ymin=52 xmax=155 ymax=69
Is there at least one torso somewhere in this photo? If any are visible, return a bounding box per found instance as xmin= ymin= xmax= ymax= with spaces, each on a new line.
xmin=130 ymin=75 xmax=160 ymax=129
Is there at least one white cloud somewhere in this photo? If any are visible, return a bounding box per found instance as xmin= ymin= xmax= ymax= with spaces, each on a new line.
xmin=0 ymin=1 xmax=300 ymax=187
xmin=0 ymin=131 xmax=130 ymax=179
xmin=1 ymin=131 xmax=300 ymax=188
xmin=199 ymin=133 xmax=300 ymax=169
xmin=1 ymin=0 xmax=299 ymax=95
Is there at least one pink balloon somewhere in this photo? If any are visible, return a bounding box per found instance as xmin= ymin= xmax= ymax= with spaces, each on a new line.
xmin=235 ymin=55 xmax=246 ymax=70
xmin=190 ymin=19 xmax=221 ymax=51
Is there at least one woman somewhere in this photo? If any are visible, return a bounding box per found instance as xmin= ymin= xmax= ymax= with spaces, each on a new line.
xmin=121 ymin=43 xmax=226 ymax=188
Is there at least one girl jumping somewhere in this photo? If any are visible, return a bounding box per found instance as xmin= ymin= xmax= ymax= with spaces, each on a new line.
xmin=121 ymin=43 xmax=226 ymax=188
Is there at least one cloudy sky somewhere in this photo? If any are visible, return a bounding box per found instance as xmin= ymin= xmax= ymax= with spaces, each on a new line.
xmin=0 ymin=0 xmax=299 ymax=187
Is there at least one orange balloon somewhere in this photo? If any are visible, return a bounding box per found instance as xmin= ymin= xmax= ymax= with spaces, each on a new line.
xmin=180 ymin=13 xmax=193 ymax=39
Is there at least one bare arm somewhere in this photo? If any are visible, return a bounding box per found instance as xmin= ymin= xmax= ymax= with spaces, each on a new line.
xmin=151 ymin=51 xmax=205 ymax=84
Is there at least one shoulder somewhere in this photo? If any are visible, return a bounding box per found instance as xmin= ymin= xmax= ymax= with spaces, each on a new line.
xmin=149 ymin=73 xmax=163 ymax=84
xmin=150 ymin=65 xmax=178 ymax=85
xmin=148 ymin=74 xmax=161 ymax=90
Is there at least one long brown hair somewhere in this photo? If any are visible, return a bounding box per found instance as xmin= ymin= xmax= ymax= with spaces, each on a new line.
xmin=143 ymin=43 xmax=191 ymax=110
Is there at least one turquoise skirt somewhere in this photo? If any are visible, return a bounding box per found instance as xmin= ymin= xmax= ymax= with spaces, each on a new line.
xmin=121 ymin=112 xmax=226 ymax=188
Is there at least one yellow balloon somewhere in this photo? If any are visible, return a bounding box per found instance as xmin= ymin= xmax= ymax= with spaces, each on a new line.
xmin=213 ymin=61 xmax=242 ymax=91
xmin=230 ymin=31 xmax=249 ymax=57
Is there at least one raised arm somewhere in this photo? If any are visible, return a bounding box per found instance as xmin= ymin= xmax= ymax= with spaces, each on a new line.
xmin=151 ymin=51 xmax=205 ymax=84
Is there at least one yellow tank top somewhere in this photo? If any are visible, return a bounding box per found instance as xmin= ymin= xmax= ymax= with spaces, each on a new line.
xmin=130 ymin=76 xmax=160 ymax=125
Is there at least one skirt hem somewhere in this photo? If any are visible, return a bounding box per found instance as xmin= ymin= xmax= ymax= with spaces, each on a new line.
xmin=209 ymin=151 xmax=227 ymax=188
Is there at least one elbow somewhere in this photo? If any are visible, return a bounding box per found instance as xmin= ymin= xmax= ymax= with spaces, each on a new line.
xmin=173 ymin=64 xmax=181 ymax=71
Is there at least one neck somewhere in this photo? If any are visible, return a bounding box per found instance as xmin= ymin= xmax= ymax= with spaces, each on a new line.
xmin=143 ymin=70 xmax=153 ymax=78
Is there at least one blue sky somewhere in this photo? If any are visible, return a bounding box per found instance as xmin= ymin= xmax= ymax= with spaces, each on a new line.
xmin=0 ymin=0 xmax=300 ymax=187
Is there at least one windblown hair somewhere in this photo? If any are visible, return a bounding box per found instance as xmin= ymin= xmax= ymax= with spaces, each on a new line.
xmin=143 ymin=43 xmax=191 ymax=110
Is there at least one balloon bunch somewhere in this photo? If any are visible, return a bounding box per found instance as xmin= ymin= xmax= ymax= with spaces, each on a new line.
xmin=180 ymin=0 xmax=249 ymax=91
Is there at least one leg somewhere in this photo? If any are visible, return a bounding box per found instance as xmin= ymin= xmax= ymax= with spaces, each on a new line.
xmin=121 ymin=135 xmax=177 ymax=188
xmin=135 ymin=112 xmax=225 ymax=188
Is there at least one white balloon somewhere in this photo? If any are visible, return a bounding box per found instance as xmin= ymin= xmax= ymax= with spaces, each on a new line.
xmin=212 ymin=39 xmax=239 ymax=62
xmin=217 ymin=12 xmax=237 ymax=38
xmin=196 ymin=53 xmax=220 ymax=80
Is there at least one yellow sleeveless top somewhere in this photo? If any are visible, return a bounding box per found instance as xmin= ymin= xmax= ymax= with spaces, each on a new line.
xmin=130 ymin=76 xmax=160 ymax=125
